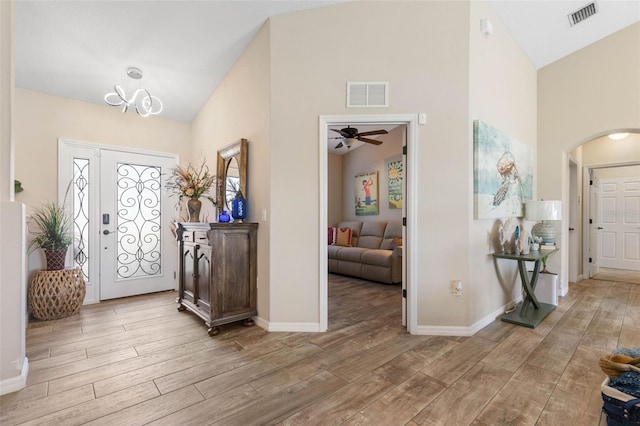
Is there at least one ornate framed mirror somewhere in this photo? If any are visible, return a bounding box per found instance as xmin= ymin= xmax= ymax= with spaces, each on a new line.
xmin=217 ymin=138 xmax=248 ymax=215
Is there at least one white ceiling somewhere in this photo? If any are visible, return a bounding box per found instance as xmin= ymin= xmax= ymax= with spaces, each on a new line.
xmin=489 ymin=0 xmax=640 ymax=69
xmin=14 ymin=1 xmax=640 ymax=123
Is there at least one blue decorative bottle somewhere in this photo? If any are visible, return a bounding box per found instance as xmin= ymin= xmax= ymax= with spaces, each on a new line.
xmin=218 ymin=210 xmax=230 ymax=223
xmin=231 ymin=191 xmax=247 ymax=223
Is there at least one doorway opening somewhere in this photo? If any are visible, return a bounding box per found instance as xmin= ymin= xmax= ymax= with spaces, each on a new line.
xmin=319 ymin=114 xmax=419 ymax=334
xmin=565 ymin=131 xmax=640 ymax=285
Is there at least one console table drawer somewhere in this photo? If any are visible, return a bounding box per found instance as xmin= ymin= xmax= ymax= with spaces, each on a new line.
xmin=183 ymin=231 xmax=209 ymax=243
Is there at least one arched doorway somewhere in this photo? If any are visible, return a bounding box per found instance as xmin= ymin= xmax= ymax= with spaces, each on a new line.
xmin=565 ymin=131 xmax=640 ymax=285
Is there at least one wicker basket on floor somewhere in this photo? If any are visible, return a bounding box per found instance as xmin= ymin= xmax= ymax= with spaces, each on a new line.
xmin=29 ymin=267 xmax=86 ymax=320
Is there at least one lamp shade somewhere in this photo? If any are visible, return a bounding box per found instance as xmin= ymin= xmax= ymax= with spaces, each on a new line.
xmin=525 ymin=200 xmax=562 ymax=221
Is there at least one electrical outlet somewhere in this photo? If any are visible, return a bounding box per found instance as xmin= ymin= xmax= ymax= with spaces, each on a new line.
xmin=451 ymin=280 xmax=463 ymax=296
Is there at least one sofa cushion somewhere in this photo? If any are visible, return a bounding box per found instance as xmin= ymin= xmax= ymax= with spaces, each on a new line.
xmin=380 ymin=220 xmax=402 ymax=249
xmin=361 ymin=249 xmax=392 ymax=267
xmin=327 ymin=244 xmax=343 ymax=259
xmin=336 ymin=247 xmax=368 ymax=263
xmin=357 ymin=221 xmax=387 ymax=249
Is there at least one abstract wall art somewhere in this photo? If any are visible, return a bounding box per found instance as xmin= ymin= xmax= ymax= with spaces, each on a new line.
xmin=473 ymin=120 xmax=533 ymax=219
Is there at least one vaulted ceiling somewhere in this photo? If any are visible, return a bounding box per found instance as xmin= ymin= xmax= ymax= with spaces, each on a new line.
xmin=14 ymin=1 xmax=640 ymax=123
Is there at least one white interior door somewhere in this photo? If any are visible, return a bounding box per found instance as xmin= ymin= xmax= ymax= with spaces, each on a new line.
xmin=59 ymin=140 xmax=177 ymax=302
xmin=589 ymin=176 xmax=601 ymax=277
xmin=598 ymin=177 xmax=640 ymax=271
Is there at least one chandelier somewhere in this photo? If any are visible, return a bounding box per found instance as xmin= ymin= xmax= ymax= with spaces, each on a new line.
xmin=104 ymin=67 xmax=163 ymax=117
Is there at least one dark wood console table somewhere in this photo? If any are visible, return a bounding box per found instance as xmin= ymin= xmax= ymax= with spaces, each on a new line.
xmin=493 ymin=248 xmax=559 ymax=328
xmin=175 ymin=222 xmax=258 ymax=336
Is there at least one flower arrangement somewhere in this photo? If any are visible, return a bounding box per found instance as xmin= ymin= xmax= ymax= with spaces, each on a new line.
xmin=166 ymin=160 xmax=216 ymax=204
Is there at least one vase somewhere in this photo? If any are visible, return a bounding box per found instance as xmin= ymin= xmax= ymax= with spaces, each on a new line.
xmin=218 ymin=210 xmax=231 ymax=223
xmin=231 ymin=191 xmax=247 ymax=222
xmin=45 ymin=248 xmax=68 ymax=271
xmin=517 ymin=229 xmax=530 ymax=255
xmin=187 ymin=198 xmax=202 ymax=222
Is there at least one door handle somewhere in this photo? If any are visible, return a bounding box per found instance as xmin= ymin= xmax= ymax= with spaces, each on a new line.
xmin=569 ymin=227 xmax=575 ymax=231
xmin=597 ymin=227 xmax=603 ymax=230
xmin=103 ymin=229 xmax=114 ymax=235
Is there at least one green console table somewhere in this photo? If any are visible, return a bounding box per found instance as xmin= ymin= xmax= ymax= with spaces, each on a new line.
xmin=493 ymin=249 xmax=559 ymax=328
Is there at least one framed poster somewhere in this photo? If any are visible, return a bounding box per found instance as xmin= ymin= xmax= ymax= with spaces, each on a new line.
xmin=386 ymin=156 xmax=403 ymax=209
xmin=355 ymin=171 xmax=378 ymax=216
xmin=473 ymin=120 xmax=533 ymax=218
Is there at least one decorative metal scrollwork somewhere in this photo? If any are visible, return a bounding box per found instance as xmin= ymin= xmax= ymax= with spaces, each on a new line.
xmin=115 ymin=163 xmax=162 ymax=279
xmin=72 ymin=158 xmax=90 ymax=280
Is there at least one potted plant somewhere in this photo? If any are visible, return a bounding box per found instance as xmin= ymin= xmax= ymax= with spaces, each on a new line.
xmin=28 ymin=199 xmax=86 ymax=320
xmin=30 ymin=201 xmax=72 ymax=270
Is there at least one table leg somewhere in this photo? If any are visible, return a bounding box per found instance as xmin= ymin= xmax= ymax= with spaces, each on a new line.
xmin=500 ymin=259 xmax=556 ymax=328
xmin=519 ymin=259 xmax=541 ymax=316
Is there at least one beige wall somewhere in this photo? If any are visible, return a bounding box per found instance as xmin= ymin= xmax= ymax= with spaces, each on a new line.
xmin=539 ymin=23 xmax=640 ymax=291
xmin=341 ymin=125 xmax=403 ymax=223
xmin=594 ymin=165 xmax=640 ymax=179
xmin=468 ymin=1 xmax=538 ymax=325
xmin=268 ymin=0 xmax=473 ymax=327
xmin=14 ymin=89 xmax=191 ymax=210
xmin=1 ymin=0 xmax=28 ymax=394
xmin=327 ymin=153 xmax=342 ymax=227
xmin=0 ymin=0 xmax=12 ymax=201
xmin=190 ymin=22 xmax=272 ymax=320
xmin=580 ymin=133 xmax=640 ymax=167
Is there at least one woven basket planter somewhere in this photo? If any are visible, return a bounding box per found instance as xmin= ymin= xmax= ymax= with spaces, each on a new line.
xmin=29 ymin=267 xmax=86 ymax=320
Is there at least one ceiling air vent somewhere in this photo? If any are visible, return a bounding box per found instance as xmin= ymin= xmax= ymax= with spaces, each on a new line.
xmin=347 ymin=82 xmax=388 ymax=107
xmin=568 ymin=2 xmax=598 ymax=26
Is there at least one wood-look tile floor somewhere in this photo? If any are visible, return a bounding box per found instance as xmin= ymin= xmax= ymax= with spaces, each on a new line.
xmin=593 ymin=267 xmax=640 ymax=285
xmin=2 ymin=273 xmax=639 ymax=425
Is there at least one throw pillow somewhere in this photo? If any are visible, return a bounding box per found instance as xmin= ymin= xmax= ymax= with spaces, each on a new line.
xmin=328 ymin=227 xmax=336 ymax=245
xmin=393 ymin=237 xmax=403 ymax=247
xmin=334 ymin=228 xmax=353 ymax=247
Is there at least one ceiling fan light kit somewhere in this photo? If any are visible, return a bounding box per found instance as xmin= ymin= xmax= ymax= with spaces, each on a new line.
xmin=104 ymin=67 xmax=163 ymax=117
xmin=330 ymin=126 xmax=388 ymax=150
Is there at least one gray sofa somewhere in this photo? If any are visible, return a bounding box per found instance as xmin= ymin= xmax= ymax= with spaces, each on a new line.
xmin=328 ymin=220 xmax=402 ymax=284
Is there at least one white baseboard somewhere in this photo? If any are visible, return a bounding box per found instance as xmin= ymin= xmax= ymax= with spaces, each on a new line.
xmin=257 ymin=296 xmax=523 ymax=337
xmin=412 ymin=298 xmax=522 ymax=337
xmin=0 ymin=357 xmax=29 ymax=396
xmin=255 ymin=317 xmax=323 ymax=333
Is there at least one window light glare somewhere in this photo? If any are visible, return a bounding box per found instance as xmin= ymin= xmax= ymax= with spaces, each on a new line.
xmin=608 ymin=133 xmax=629 ymax=140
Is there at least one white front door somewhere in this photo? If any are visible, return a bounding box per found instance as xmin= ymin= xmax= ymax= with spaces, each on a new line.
xmin=59 ymin=140 xmax=178 ymax=302
xmin=99 ymin=150 xmax=177 ymax=299
xmin=599 ymin=176 xmax=640 ymax=271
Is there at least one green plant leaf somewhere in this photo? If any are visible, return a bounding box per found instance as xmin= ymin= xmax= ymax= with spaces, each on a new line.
xmin=30 ymin=202 xmax=72 ymax=251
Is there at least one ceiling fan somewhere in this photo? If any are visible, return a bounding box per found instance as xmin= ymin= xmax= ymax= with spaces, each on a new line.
xmin=330 ymin=126 xmax=388 ymax=149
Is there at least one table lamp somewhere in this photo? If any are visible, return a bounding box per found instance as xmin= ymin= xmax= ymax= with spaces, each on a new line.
xmin=525 ymin=200 xmax=562 ymax=244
